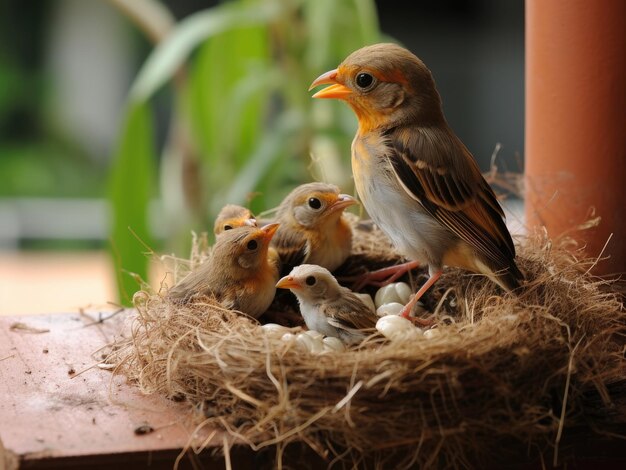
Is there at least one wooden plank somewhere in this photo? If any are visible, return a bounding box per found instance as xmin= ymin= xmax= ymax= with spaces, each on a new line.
xmin=0 ymin=312 xmax=238 ymax=469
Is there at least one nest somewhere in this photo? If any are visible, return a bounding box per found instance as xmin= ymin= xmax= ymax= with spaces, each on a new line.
xmin=108 ymin=215 xmax=625 ymax=469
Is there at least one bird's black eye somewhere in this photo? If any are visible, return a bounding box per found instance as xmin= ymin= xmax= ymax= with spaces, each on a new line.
xmin=308 ymin=197 xmax=322 ymax=210
xmin=246 ymin=239 xmax=258 ymax=250
xmin=223 ymin=224 xmax=233 ymax=231
xmin=355 ymin=72 xmax=374 ymax=90
xmin=305 ymin=275 xmax=316 ymax=286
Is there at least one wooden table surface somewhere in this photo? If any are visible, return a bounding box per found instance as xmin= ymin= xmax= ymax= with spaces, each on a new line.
xmin=0 ymin=312 xmax=261 ymax=469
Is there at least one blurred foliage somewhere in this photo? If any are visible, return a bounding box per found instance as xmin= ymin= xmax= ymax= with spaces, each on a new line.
xmin=108 ymin=0 xmax=382 ymax=304
xmin=0 ymin=1 xmax=107 ymax=199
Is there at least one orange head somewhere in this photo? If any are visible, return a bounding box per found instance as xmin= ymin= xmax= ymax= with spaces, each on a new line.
xmin=309 ymin=43 xmax=445 ymax=132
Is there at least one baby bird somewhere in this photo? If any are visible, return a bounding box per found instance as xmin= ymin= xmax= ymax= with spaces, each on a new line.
xmin=169 ymin=224 xmax=280 ymax=318
xmin=276 ymin=264 xmax=378 ymax=344
xmin=214 ymin=204 xmax=256 ymax=236
xmin=271 ymin=183 xmax=357 ymax=273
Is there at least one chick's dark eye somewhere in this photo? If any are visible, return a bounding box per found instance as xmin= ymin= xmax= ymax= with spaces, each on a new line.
xmin=305 ymin=275 xmax=316 ymax=286
xmin=246 ymin=239 xmax=258 ymax=250
xmin=308 ymin=197 xmax=322 ymax=210
xmin=355 ymin=72 xmax=374 ymax=89
xmin=223 ymin=224 xmax=233 ymax=231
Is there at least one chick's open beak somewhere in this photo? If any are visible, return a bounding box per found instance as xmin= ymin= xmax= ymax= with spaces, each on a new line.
xmin=309 ymin=69 xmax=352 ymax=99
xmin=329 ymin=194 xmax=358 ymax=213
xmin=260 ymin=223 xmax=280 ymax=242
xmin=276 ymin=275 xmax=301 ymax=290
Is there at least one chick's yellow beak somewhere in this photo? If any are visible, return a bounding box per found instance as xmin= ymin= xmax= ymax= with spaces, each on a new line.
xmin=309 ymin=69 xmax=352 ymax=99
xmin=276 ymin=275 xmax=300 ymax=290
xmin=259 ymin=223 xmax=280 ymax=242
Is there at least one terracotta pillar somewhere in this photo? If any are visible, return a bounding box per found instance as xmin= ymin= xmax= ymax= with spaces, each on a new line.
xmin=525 ymin=0 xmax=626 ymax=275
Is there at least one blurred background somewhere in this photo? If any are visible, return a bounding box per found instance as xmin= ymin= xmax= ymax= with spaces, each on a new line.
xmin=0 ymin=0 xmax=523 ymax=314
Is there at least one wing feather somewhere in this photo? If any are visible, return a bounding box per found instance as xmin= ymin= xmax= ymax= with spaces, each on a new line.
xmin=321 ymin=292 xmax=378 ymax=331
xmin=386 ymin=125 xmax=516 ymax=269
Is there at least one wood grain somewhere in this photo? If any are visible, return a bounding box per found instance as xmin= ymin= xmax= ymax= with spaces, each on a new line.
xmin=0 ymin=312 xmax=239 ymax=469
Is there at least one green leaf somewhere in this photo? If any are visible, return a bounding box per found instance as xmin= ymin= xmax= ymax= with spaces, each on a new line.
xmin=213 ymin=109 xmax=305 ymax=213
xmin=130 ymin=0 xmax=280 ymax=102
xmin=353 ymin=0 xmax=380 ymax=45
xmin=108 ymin=101 xmax=155 ymax=305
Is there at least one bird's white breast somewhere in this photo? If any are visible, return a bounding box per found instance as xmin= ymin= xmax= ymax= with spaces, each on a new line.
xmin=352 ymin=134 xmax=450 ymax=269
xmin=298 ymin=300 xmax=337 ymax=337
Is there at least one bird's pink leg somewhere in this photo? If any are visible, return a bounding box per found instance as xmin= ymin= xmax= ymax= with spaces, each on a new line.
xmin=400 ymin=270 xmax=442 ymax=325
xmin=347 ymin=260 xmax=421 ymax=290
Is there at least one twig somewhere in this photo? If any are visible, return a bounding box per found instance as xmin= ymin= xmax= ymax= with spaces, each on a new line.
xmin=81 ymin=307 xmax=126 ymax=328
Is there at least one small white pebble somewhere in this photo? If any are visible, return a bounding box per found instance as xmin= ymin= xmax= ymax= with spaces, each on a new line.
xmin=375 ymin=302 xmax=404 ymax=317
xmin=309 ymin=338 xmax=324 ymax=353
xmin=296 ymin=333 xmax=324 ymax=353
xmin=281 ymin=332 xmax=295 ymax=342
xmin=355 ymin=293 xmax=376 ymax=312
xmin=374 ymin=282 xmax=412 ymax=308
xmin=376 ymin=315 xmax=423 ymax=341
xmin=295 ymin=333 xmax=312 ymax=351
xmin=304 ymin=329 xmax=324 ymax=340
xmin=322 ymin=336 xmax=345 ymax=352
xmin=394 ymin=282 xmax=412 ymax=304
xmin=261 ymin=323 xmax=290 ymax=339
xmin=423 ymin=328 xmax=440 ymax=339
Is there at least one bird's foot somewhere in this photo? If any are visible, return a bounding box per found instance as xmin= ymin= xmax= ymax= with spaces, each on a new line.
xmin=343 ymin=260 xmax=421 ymax=291
xmin=399 ymin=298 xmax=434 ymax=327
xmin=398 ymin=270 xmax=443 ymax=326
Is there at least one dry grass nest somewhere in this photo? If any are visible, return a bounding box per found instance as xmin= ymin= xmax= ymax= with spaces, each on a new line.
xmin=108 ymin=214 xmax=625 ymax=469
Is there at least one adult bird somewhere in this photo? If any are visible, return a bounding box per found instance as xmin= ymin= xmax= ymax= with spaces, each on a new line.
xmin=309 ymin=43 xmax=523 ymax=319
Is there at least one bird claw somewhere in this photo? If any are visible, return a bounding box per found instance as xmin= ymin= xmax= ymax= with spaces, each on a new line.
xmin=342 ymin=260 xmax=421 ymax=291
xmin=403 ymin=312 xmax=436 ymax=327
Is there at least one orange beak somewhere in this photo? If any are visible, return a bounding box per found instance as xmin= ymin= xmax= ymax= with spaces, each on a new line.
xmin=276 ymin=275 xmax=301 ymax=290
xmin=328 ymin=194 xmax=358 ymax=213
xmin=259 ymin=223 xmax=280 ymax=242
xmin=309 ymin=69 xmax=352 ymax=100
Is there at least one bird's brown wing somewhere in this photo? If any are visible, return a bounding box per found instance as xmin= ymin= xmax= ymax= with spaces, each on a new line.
xmin=271 ymin=226 xmax=309 ymax=272
xmin=385 ymin=124 xmax=517 ymax=271
xmin=323 ymin=292 xmax=378 ymax=331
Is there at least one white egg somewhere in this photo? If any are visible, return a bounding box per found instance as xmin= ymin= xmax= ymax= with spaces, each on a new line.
xmin=374 ymin=282 xmax=412 ymax=308
xmin=376 ymin=302 xmax=404 ymax=317
xmin=376 ymin=315 xmax=423 ymax=341
xmin=322 ymin=336 xmax=345 ymax=352
xmin=261 ymin=323 xmax=290 ymax=339
xmin=355 ymin=293 xmax=376 ymax=312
